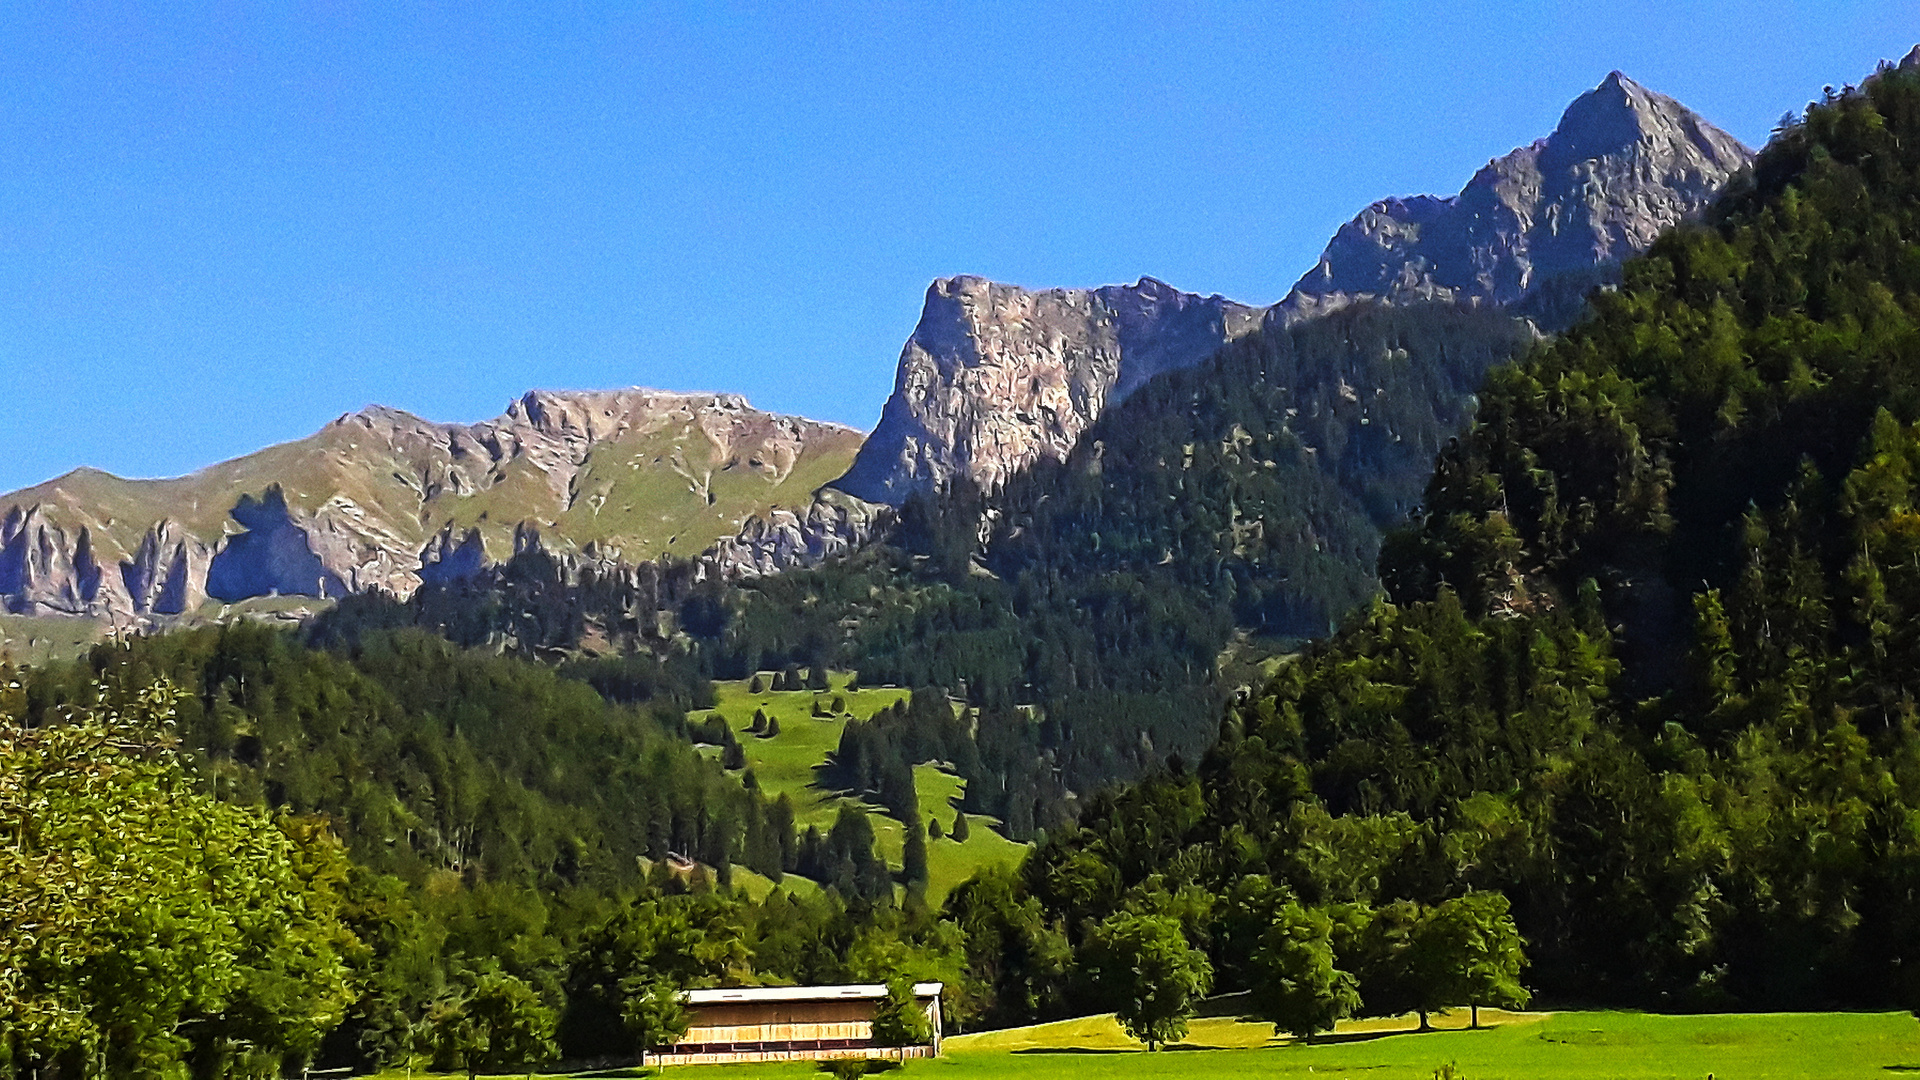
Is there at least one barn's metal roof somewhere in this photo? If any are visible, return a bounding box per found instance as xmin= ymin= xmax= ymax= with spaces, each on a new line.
xmin=683 ymin=983 xmax=943 ymax=1004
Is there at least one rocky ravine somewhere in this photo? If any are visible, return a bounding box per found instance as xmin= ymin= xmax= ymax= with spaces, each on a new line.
xmin=1283 ymin=71 xmax=1753 ymax=316
xmin=830 ymin=275 xmax=1261 ymax=504
xmin=0 ymin=390 xmax=863 ymax=619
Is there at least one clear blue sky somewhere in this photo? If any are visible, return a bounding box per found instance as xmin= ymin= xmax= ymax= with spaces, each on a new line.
xmin=0 ymin=2 xmax=1909 ymax=493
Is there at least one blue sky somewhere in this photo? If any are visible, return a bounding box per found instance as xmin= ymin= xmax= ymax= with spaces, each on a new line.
xmin=0 ymin=2 xmax=1910 ymax=493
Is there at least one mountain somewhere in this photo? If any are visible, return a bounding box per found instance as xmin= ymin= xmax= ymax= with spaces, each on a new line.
xmin=833 ymin=73 xmax=1750 ymax=510
xmin=1284 ymin=71 xmax=1753 ymax=317
xmin=3 ymin=72 xmax=1751 ymax=621
xmin=830 ymin=275 xmax=1261 ymax=505
xmin=0 ymin=390 xmax=861 ymax=619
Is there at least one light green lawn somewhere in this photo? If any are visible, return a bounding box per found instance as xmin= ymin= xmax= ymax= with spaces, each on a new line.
xmin=699 ymin=673 xmax=1028 ymax=904
xmin=402 ymin=1008 xmax=1920 ymax=1079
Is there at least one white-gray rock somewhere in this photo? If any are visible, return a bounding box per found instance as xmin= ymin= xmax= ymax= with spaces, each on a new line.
xmin=1284 ymin=71 xmax=1753 ymax=314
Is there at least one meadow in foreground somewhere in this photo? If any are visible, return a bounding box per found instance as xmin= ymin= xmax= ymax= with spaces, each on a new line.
xmin=380 ymin=1009 xmax=1920 ymax=1080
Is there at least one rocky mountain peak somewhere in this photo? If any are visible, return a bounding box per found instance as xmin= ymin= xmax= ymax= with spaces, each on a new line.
xmin=0 ymin=389 xmax=864 ymax=620
xmin=1544 ymin=70 xmax=1748 ymax=176
xmin=828 ymin=275 xmax=1259 ymax=505
xmin=1285 ymin=71 xmax=1754 ymax=315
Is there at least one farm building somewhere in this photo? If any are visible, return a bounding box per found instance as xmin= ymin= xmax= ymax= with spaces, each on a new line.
xmin=650 ymin=983 xmax=944 ymax=1066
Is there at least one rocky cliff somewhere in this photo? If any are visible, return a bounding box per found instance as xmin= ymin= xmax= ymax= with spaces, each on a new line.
xmin=0 ymin=390 xmax=862 ymax=619
xmin=833 ymin=74 xmax=1748 ymax=507
xmin=831 ymin=275 xmax=1260 ymax=504
xmin=1283 ymin=71 xmax=1753 ymax=316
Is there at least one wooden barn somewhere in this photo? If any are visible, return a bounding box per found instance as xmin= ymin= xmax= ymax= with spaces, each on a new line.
xmin=650 ymin=983 xmax=944 ymax=1066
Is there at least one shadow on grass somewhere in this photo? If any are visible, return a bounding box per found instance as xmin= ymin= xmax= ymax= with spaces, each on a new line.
xmin=1009 ymin=1024 xmax=1495 ymax=1056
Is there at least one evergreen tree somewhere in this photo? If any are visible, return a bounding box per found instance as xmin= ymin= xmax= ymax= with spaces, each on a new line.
xmin=903 ymin=819 xmax=929 ymax=889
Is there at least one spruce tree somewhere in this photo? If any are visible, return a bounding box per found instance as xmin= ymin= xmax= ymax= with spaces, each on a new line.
xmin=903 ymin=818 xmax=929 ymax=887
xmin=950 ymin=813 xmax=970 ymax=843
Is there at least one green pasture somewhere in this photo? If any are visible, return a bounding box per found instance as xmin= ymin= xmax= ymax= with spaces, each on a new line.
xmin=0 ymin=613 xmax=105 ymax=667
xmin=699 ymin=672 xmax=1028 ymax=903
xmin=393 ymin=1008 xmax=1920 ymax=1079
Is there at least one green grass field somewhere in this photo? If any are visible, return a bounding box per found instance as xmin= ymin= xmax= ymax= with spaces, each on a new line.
xmin=700 ymin=672 xmax=1029 ymax=903
xmin=0 ymin=613 xmax=107 ymax=667
xmin=391 ymin=1008 xmax=1920 ymax=1079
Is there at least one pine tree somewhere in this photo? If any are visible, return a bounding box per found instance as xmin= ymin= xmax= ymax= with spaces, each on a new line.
xmin=950 ymin=814 xmax=970 ymax=843
xmin=903 ymin=818 xmax=929 ymax=887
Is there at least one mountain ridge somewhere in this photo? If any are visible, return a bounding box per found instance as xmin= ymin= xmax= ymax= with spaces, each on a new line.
xmin=833 ymin=71 xmax=1753 ymax=507
xmin=0 ymin=388 xmax=863 ymax=620
xmin=1282 ymin=70 xmax=1753 ymax=317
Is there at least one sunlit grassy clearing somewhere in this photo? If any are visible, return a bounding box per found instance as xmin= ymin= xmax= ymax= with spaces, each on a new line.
xmin=700 ymin=673 xmax=1028 ymax=903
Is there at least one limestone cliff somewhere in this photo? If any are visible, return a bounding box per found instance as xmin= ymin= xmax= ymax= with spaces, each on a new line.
xmin=0 ymin=390 xmax=862 ymax=619
xmin=831 ymin=275 xmax=1260 ymax=505
xmin=1284 ymin=71 xmax=1753 ymax=315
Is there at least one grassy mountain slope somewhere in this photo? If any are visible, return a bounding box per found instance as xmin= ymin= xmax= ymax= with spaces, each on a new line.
xmin=697 ymin=671 xmax=1029 ymax=902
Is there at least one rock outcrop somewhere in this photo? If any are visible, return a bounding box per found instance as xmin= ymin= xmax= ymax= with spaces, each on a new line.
xmin=1283 ymin=71 xmax=1754 ymax=315
xmin=703 ymin=489 xmax=891 ymax=577
xmin=0 ymin=390 xmax=863 ymax=619
xmin=832 ymin=74 xmax=1749 ymax=507
xmin=831 ymin=275 xmax=1260 ymax=505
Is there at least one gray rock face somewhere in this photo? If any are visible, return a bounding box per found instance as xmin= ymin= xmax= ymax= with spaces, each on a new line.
xmin=1285 ymin=71 xmax=1753 ymax=314
xmin=0 ymin=389 xmax=861 ymax=620
xmin=703 ymin=489 xmax=891 ymax=577
xmin=832 ymin=275 xmax=1260 ymax=505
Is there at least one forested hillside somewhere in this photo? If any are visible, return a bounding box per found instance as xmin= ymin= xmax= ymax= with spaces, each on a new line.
xmin=999 ymin=63 xmax=1920 ymax=1015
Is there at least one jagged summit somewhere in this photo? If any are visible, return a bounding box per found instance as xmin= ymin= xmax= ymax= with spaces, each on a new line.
xmin=1285 ymin=70 xmax=1753 ymax=314
xmin=828 ymin=274 xmax=1261 ymax=505
xmin=0 ymin=387 xmax=865 ymax=619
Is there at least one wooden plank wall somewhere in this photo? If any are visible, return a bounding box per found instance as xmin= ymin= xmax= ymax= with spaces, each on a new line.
xmin=682 ymin=999 xmax=876 ymax=1045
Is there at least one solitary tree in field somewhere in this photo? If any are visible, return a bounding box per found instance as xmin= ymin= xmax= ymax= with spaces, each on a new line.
xmin=949 ymin=813 xmax=970 ymax=843
xmin=1421 ymin=891 xmax=1529 ymax=1027
xmin=1079 ymin=912 xmax=1212 ymax=1051
xmin=1248 ymin=902 xmax=1361 ymax=1042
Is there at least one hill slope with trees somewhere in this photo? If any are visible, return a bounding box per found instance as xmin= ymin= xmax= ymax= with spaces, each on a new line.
xmin=998 ymin=60 xmax=1920 ymax=1016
